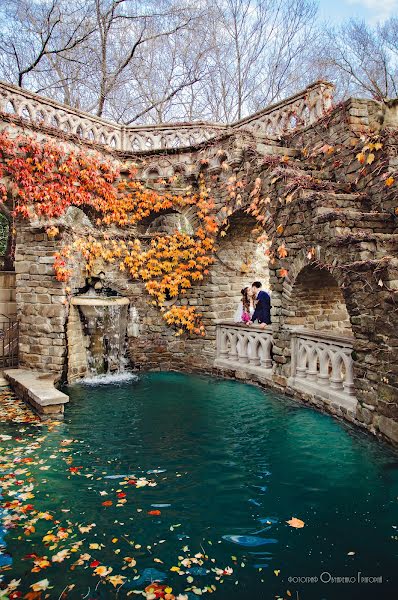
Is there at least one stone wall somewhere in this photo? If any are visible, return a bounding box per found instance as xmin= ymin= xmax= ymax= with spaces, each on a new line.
xmin=4 ymin=91 xmax=398 ymax=445
xmin=14 ymin=224 xmax=67 ymax=375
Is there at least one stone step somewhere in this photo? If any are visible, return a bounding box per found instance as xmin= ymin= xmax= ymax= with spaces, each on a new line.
xmin=333 ymin=233 xmax=398 ymax=259
xmin=314 ymin=209 xmax=396 ymax=233
xmin=300 ymin=189 xmax=371 ymax=210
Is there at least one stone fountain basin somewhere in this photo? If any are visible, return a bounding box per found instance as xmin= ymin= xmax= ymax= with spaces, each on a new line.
xmin=71 ymin=297 xmax=129 ymax=306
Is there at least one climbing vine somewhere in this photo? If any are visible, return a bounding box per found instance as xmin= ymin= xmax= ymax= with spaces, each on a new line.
xmin=0 ymin=132 xmax=220 ymax=335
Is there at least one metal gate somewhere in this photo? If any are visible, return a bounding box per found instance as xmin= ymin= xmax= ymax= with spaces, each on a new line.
xmin=0 ymin=316 xmax=18 ymax=368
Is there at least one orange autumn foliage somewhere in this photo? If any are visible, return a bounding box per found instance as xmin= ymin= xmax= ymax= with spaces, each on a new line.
xmin=0 ymin=132 xmax=219 ymax=334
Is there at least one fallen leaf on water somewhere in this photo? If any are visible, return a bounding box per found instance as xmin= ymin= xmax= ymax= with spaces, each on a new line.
xmin=94 ymin=565 xmax=113 ymax=577
xmin=148 ymin=510 xmax=161 ymax=516
xmin=108 ymin=574 xmax=126 ymax=587
xmin=286 ymin=517 xmax=305 ymax=528
xmin=30 ymin=579 xmax=50 ymax=591
xmin=90 ymin=560 xmax=101 ymax=568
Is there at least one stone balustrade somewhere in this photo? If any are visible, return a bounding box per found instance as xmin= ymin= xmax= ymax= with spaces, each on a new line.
xmin=233 ymin=81 xmax=334 ymax=139
xmin=0 ymin=80 xmax=334 ymax=152
xmin=215 ymin=322 xmax=273 ymax=379
xmin=287 ymin=328 xmax=357 ymax=410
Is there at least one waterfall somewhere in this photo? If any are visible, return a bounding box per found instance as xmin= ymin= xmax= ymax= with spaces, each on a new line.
xmin=70 ymin=296 xmax=130 ymax=379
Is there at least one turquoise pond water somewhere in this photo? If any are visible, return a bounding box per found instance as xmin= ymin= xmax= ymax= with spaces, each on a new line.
xmin=0 ymin=371 xmax=398 ymax=599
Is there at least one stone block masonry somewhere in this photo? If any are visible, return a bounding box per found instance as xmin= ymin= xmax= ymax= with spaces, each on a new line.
xmin=14 ymin=225 xmax=68 ymax=375
xmin=4 ymin=368 xmax=69 ymax=420
xmin=1 ymin=81 xmax=397 ymax=445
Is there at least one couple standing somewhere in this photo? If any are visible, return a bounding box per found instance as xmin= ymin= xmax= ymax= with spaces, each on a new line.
xmin=234 ymin=281 xmax=271 ymax=327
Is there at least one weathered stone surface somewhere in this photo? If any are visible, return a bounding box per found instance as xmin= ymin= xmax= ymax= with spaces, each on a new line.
xmin=0 ymin=84 xmax=396 ymax=446
xmin=4 ymin=368 xmax=69 ymax=420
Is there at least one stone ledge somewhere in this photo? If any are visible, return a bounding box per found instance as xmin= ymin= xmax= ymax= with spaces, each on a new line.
xmin=3 ymin=369 xmax=69 ymax=420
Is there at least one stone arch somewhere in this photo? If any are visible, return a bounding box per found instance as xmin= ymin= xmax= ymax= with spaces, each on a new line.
xmin=144 ymin=166 xmax=161 ymax=181
xmin=171 ymin=163 xmax=188 ymax=178
xmin=209 ymin=210 xmax=269 ymax=321
xmin=145 ymin=210 xmax=195 ymax=235
xmin=137 ymin=204 xmax=198 ymax=237
xmin=283 ymin=262 xmax=352 ymax=335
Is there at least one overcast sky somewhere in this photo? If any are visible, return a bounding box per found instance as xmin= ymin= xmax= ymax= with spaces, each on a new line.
xmin=319 ymin=0 xmax=398 ymax=23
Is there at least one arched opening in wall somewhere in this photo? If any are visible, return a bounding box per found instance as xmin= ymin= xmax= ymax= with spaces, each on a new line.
xmin=285 ymin=265 xmax=352 ymax=335
xmin=210 ymin=210 xmax=269 ymax=321
xmin=145 ymin=210 xmax=194 ymax=236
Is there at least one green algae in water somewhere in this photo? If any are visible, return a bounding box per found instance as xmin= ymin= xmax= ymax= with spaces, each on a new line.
xmin=0 ymin=371 xmax=397 ymax=599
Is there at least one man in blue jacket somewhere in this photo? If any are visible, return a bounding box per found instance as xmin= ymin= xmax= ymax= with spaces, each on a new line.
xmin=250 ymin=281 xmax=271 ymax=325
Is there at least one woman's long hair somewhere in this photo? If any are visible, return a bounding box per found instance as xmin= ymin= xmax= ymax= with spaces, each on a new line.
xmin=241 ymin=287 xmax=250 ymax=313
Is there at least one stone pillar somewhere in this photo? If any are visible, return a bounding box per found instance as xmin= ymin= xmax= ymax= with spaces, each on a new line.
xmin=14 ymin=225 xmax=67 ymax=376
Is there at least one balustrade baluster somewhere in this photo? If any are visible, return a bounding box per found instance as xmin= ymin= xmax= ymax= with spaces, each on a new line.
xmin=237 ymin=333 xmax=249 ymax=364
xmin=343 ymin=353 xmax=356 ymax=396
xmin=330 ymin=353 xmax=344 ymax=390
xmin=248 ymin=337 xmax=261 ymax=366
xmin=307 ymin=346 xmax=319 ymax=381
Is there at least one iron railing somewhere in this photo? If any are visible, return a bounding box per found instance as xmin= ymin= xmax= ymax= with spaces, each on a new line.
xmin=0 ymin=316 xmax=18 ymax=368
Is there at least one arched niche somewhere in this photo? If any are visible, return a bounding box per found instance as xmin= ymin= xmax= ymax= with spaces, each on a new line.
xmin=146 ymin=211 xmax=194 ymax=235
xmin=285 ymin=264 xmax=352 ymax=335
xmin=209 ymin=210 xmax=270 ymax=321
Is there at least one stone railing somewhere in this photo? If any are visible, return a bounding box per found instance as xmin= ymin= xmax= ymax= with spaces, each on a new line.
xmin=0 ymin=80 xmax=334 ymax=152
xmin=233 ymin=81 xmax=334 ymax=139
xmin=288 ymin=329 xmax=357 ymax=410
xmin=215 ymin=322 xmax=273 ymax=379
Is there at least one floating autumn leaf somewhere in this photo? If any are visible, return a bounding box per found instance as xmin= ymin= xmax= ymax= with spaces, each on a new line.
xmin=30 ymin=579 xmax=50 ymax=591
xmin=102 ymin=500 xmax=113 ymax=506
xmin=286 ymin=517 xmax=305 ymax=528
xmin=108 ymin=574 xmax=126 ymax=588
xmin=90 ymin=560 xmax=101 ymax=568
xmin=37 ymin=512 xmax=53 ymax=521
xmin=52 ymin=549 xmax=70 ymax=563
xmin=148 ymin=509 xmax=161 ymax=516
xmin=94 ymin=565 xmax=113 ymax=577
